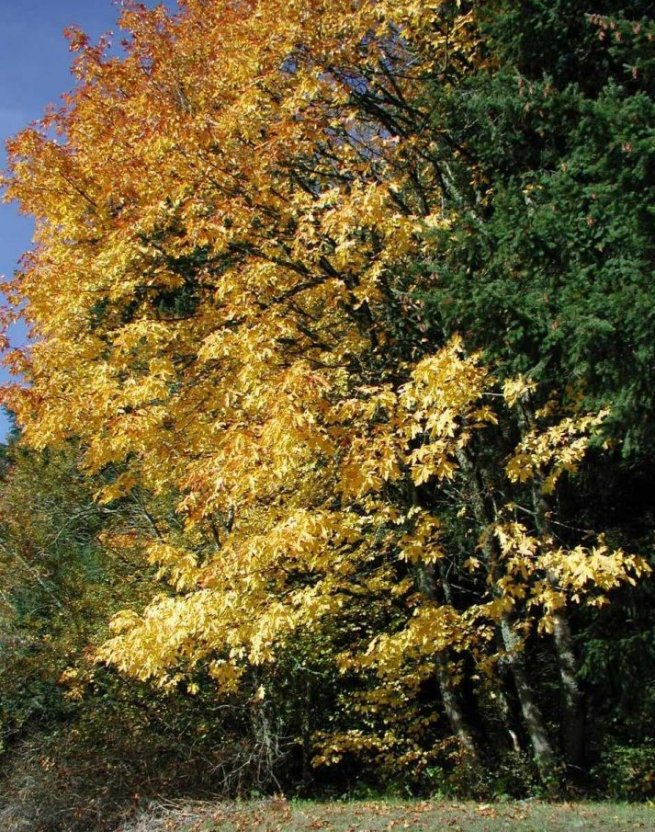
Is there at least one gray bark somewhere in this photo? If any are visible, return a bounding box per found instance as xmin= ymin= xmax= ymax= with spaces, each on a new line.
xmin=415 ymin=562 xmax=479 ymax=758
xmin=529 ymin=476 xmax=585 ymax=772
xmin=436 ymin=654 xmax=478 ymax=757
xmin=455 ymin=447 xmax=558 ymax=775
xmin=500 ymin=616 xmax=556 ymax=772
xmin=551 ymin=609 xmax=585 ymax=770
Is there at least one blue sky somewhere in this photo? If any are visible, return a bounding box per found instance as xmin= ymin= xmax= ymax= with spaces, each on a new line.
xmin=0 ymin=0 xmax=173 ymax=441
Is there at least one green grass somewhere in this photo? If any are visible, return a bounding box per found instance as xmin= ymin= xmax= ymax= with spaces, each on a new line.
xmin=134 ymin=798 xmax=654 ymax=832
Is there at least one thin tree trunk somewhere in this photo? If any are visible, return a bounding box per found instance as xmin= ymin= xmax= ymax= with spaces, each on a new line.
xmin=436 ymin=655 xmax=478 ymax=757
xmin=440 ymin=557 xmax=522 ymax=756
xmin=492 ymin=671 xmax=523 ymax=755
xmin=529 ymin=475 xmax=586 ymax=772
xmin=499 ymin=616 xmax=556 ymax=773
xmin=551 ymin=609 xmax=585 ymax=771
xmin=415 ymin=562 xmax=479 ymax=758
xmin=455 ymin=447 xmax=558 ymax=776
xmin=301 ymin=675 xmax=313 ymax=791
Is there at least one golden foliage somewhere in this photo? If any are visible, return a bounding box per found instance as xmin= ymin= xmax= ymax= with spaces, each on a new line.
xmin=1 ymin=0 xmax=649 ymax=767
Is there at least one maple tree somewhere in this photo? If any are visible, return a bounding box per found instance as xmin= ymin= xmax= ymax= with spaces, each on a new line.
xmin=2 ymin=0 xmax=653 ymax=791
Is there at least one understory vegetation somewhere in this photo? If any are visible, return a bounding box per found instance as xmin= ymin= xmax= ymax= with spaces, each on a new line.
xmin=0 ymin=1 xmax=654 ymax=830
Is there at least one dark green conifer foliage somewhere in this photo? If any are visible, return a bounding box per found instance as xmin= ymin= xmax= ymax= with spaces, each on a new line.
xmin=422 ymin=1 xmax=655 ymax=457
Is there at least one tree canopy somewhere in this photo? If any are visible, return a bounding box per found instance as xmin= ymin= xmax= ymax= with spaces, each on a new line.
xmin=1 ymin=0 xmax=654 ymax=805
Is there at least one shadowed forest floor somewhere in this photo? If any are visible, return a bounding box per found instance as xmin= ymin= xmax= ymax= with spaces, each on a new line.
xmin=117 ymin=798 xmax=654 ymax=832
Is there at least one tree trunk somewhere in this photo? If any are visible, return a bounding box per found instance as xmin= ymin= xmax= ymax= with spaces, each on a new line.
xmin=530 ymin=478 xmax=586 ymax=772
xmin=301 ymin=675 xmax=313 ymax=791
xmin=551 ymin=609 xmax=585 ymax=771
xmin=491 ymin=672 xmax=523 ymax=755
xmin=455 ymin=447 xmax=558 ymax=776
xmin=436 ymin=654 xmax=478 ymax=757
xmin=415 ymin=562 xmax=479 ymax=758
xmin=500 ymin=616 xmax=556 ymax=775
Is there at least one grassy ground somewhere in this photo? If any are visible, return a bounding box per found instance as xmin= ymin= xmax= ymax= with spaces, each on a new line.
xmin=119 ymin=797 xmax=654 ymax=832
